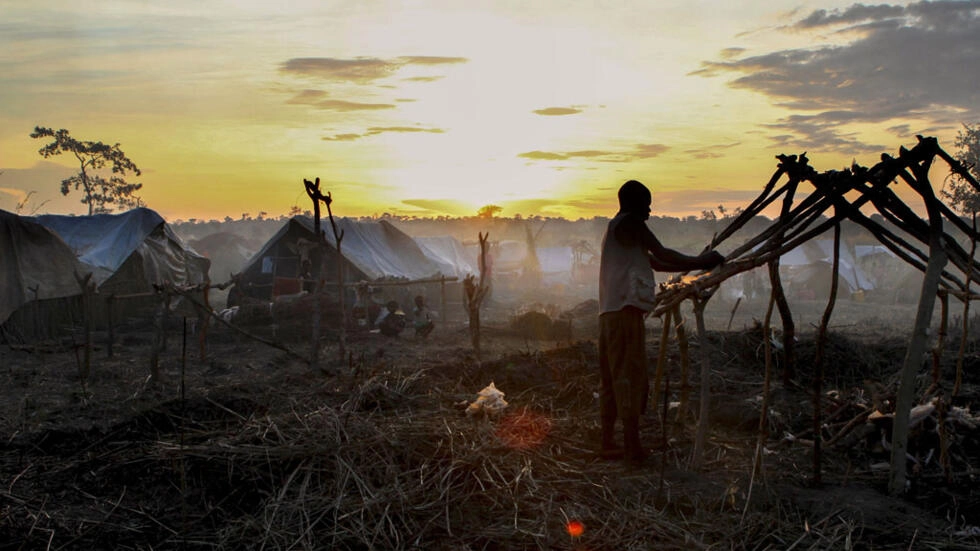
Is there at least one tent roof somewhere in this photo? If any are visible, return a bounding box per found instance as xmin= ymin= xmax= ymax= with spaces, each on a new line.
xmin=35 ymin=208 xmax=166 ymax=278
xmin=246 ymin=217 xmax=445 ymax=281
xmin=781 ymin=239 xmax=874 ymax=291
xmin=0 ymin=210 xmax=87 ymax=323
xmin=855 ymin=244 xmax=896 ymax=259
xmin=537 ymin=246 xmax=573 ymax=274
xmin=34 ymin=207 xmax=208 ymax=288
xmin=414 ymin=235 xmax=477 ymax=278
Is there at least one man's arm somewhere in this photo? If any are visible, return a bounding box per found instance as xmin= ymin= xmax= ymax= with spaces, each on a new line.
xmin=616 ymin=214 xmax=723 ymax=271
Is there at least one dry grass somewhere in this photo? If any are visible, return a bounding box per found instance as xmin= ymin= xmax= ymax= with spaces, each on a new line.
xmin=2 ymin=321 xmax=980 ymax=550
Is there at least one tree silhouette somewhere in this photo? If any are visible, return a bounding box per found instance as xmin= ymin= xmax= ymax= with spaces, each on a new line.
xmin=477 ymin=204 xmax=502 ymax=219
xmin=941 ymin=123 xmax=980 ymax=215
xmin=30 ymin=126 xmax=143 ymax=215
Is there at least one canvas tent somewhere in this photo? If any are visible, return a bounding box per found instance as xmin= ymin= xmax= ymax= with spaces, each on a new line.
xmin=234 ymin=216 xmax=446 ymax=302
xmin=778 ymin=238 xmax=874 ymax=299
xmin=537 ymin=246 xmax=574 ymax=285
xmin=482 ymin=240 xmax=526 ymax=276
xmin=414 ymin=235 xmax=477 ymax=279
xmin=0 ymin=209 xmax=88 ymax=327
xmin=34 ymin=208 xmax=210 ymax=295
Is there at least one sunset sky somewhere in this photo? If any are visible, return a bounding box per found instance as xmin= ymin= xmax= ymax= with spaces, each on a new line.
xmin=2 ymin=1 xmax=979 ymax=222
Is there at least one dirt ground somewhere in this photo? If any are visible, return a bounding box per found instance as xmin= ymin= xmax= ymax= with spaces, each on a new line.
xmin=3 ymin=297 xmax=980 ymax=550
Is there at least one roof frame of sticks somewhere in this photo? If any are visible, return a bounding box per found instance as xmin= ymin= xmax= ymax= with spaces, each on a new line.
xmin=651 ymin=135 xmax=980 ymax=493
xmin=656 ymin=135 xmax=980 ymax=312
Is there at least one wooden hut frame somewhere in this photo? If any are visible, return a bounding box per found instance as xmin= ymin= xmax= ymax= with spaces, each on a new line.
xmin=652 ymin=136 xmax=980 ymax=493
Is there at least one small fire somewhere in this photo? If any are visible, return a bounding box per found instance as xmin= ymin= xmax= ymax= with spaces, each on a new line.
xmin=566 ymin=519 xmax=585 ymax=538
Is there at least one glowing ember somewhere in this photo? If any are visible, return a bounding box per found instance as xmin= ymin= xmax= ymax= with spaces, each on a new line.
xmin=494 ymin=407 xmax=552 ymax=449
xmin=566 ymin=520 xmax=585 ymax=537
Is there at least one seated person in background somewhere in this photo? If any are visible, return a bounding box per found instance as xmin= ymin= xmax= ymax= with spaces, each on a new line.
xmin=376 ymin=300 xmax=407 ymax=337
xmin=412 ymin=295 xmax=435 ymax=338
xmin=352 ymin=282 xmax=383 ymax=328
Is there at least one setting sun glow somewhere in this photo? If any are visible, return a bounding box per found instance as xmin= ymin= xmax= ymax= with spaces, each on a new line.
xmin=1 ymin=2 xmax=975 ymax=221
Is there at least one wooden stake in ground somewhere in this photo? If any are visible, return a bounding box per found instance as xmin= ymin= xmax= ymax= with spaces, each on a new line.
xmin=149 ymin=288 xmax=171 ymax=384
xmin=771 ymin=182 xmax=798 ymax=384
xmin=463 ymin=232 xmax=490 ymax=360
xmin=812 ymin=222 xmax=841 ymax=486
xmin=651 ymin=310 xmax=673 ymax=419
xmin=198 ymin=283 xmax=210 ymax=361
xmin=954 ymin=214 xmax=976 ymax=397
xmin=74 ymin=272 xmax=95 ymax=387
xmin=323 ymin=186 xmax=346 ymax=362
xmin=890 ymin=156 xmax=947 ymax=496
xmin=672 ymin=305 xmax=693 ymax=427
xmin=928 ymin=291 xmax=949 ymax=396
xmin=689 ymin=294 xmax=712 ymax=471
xmin=304 ymin=177 xmax=345 ymax=369
xmin=742 ymin=289 xmax=777 ymax=525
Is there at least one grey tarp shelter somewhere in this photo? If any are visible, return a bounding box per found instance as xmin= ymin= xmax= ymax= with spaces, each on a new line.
xmin=234 ymin=216 xmax=445 ymax=303
xmin=414 ymin=235 xmax=477 ymax=279
xmin=35 ymin=207 xmax=210 ymax=295
xmin=0 ymin=209 xmax=88 ymax=331
xmin=778 ymin=238 xmax=874 ymax=300
xmin=27 ymin=208 xmax=210 ymax=334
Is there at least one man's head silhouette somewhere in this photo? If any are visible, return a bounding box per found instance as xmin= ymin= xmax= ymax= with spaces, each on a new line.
xmin=618 ymin=180 xmax=652 ymax=217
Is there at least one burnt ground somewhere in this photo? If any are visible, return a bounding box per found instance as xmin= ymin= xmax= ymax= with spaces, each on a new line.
xmin=3 ymin=300 xmax=980 ymax=550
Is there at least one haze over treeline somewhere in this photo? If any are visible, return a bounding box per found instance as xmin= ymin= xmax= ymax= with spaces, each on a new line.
xmin=171 ymin=209 xmax=926 ymax=258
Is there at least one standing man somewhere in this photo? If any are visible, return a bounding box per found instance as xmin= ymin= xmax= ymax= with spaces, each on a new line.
xmin=598 ymin=180 xmax=723 ymax=461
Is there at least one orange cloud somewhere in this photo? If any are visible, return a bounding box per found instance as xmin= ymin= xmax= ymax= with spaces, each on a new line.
xmin=518 ymin=150 xmax=568 ymax=161
xmin=280 ymin=57 xmax=397 ymax=83
xmin=532 ymin=107 xmax=582 ymax=116
xmin=519 ymin=143 xmax=670 ymax=164
xmin=323 ymin=126 xmax=445 ymax=141
xmin=365 ymin=126 xmax=444 ymax=135
xmin=322 ymin=133 xmax=362 ymax=142
xmin=280 ymin=56 xmax=467 ymax=84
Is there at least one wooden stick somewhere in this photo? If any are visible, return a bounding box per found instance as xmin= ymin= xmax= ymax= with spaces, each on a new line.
xmin=324 ymin=187 xmax=347 ymax=362
xmin=742 ymin=289 xmax=777 ymax=524
xmin=106 ymin=294 xmax=115 ymax=358
xmin=651 ymin=309 xmax=673 ymax=420
xmin=673 ymin=305 xmax=692 ymax=427
xmin=812 ymin=222 xmax=841 ymax=485
xmin=689 ymin=296 xmax=712 ymax=471
xmin=890 ymin=153 xmax=947 ymax=496
xmin=727 ymin=297 xmax=741 ymax=332
xmin=954 ymin=214 xmax=976 ymax=397
xmin=929 ymin=291 xmax=949 ymax=395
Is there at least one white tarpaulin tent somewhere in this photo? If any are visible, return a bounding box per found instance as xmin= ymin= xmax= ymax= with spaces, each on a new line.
xmin=34 ymin=207 xmax=210 ymax=294
xmin=779 ymin=238 xmax=874 ymax=292
xmin=0 ymin=209 xmax=87 ymax=324
xmin=327 ymin=218 xmax=443 ymax=281
xmin=537 ymin=246 xmax=574 ymax=284
xmin=237 ymin=217 xmax=445 ymax=300
xmin=414 ymin=235 xmax=477 ymax=278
